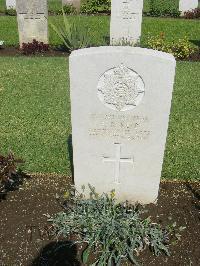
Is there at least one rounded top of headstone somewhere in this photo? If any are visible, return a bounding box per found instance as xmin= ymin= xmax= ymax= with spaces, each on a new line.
xmin=70 ymin=47 xmax=176 ymax=64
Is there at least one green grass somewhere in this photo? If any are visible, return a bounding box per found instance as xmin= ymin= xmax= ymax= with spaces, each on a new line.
xmin=48 ymin=0 xmax=62 ymax=12
xmin=0 ymin=0 xmax=5 ymax=12
xmin=0 ymin=0 xmax=199 ymax=13
xmin=0 ymin=0 xmax=178 ymax=13
xmin=0 ymin=58 xmax=199 ymax=180
xmin=0 ymin=16 xmax=200 ymax=48
xmin=0 ymin=57 xmax=71 ymax=175
xmin=0 ymin=0 xmax=62 ymax=12
xmin=143 ymin=0 xmax=179 ymax=13
xmin=162 ymin=61 xmax=200 ymax=180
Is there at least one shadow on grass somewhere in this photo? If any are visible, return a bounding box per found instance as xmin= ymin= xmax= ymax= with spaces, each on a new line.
xmin=52 ymin=45 xmax=69 ymax=53
xmin=0 ymin=169 xmax=31 ymax=201
xmin=189 ymin=40 xmax=200 ymax=48
xmin=103 ymin=35 xmax=110 ymax=45
xmin=30 ymin=241 xmax=80 ymax=266
xmin=67 ymin=134 xmax=74 ymax=184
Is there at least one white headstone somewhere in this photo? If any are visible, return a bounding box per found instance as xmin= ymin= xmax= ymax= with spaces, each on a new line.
xmin=179 ymin=0 xmax=198 ymax=15
xmin=16 ymin=0 xmax=48 ymax=47
xmin=70 ymin=46 xmax=176 ymax=204
xmin=62 ymin=0 xmax=80 ymax=10
xmin=6 ymin=0 xmax=16 ymax=9
xmin=110 ymin=0 xmax=143 ymax=45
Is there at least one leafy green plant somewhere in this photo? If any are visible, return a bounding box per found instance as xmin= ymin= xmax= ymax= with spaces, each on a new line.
xmin=184 ymin=8 xmax=200 ymax=19
xmin=21 ymin=39 xmax=49 ymax=55
xmin=53 ymin=4 xmax=77 ymax=15
xmin=81 ymin=0 xmax=111 ymax=14
xmin=5 ymin=8 xmax=16 ymax=16
xmin=62 ymin=4 xmax=77 ymax=15
xmin=49 ymin=184 xmax=183 ymax=265
xmin=0 ymin=7 xmax=5 ymax=14
xmin=111 ymin=37 xmax=140 ymax=47
xmin=148 ymin=0 xmax=180 ymax=17
xmin=48 ymin=0 xmax=62 ymax=14
xmin=0 ymin=151 xmax=24 ymax=194
xmin=146 ymin=33 xmax=195 ymax=59
xmin=170 ymin=38 xmax=195 ymax=60
xmin=50 ymin=8 xmax=91 ymax=52
xmin=0 ymin=40 xmax=4 ymax=49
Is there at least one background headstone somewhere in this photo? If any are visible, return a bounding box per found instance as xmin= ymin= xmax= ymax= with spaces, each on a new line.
xmin=62 ymin=0 xmax=81 ymax=10
xmin=16 ymin=0 xmax=48 ymax=47
xmin=6 ymin=0 xmax=16 ymax=9
xmin=179 ymin=0 xmax=198 ymax=15
xmin=70 ymin=46 xmax=176 ymax=204
xmin=110 ymin=0 xmax=143 ymax=45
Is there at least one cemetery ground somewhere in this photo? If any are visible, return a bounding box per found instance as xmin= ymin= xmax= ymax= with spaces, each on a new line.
xmin=0 ymin=59 xmax=199 ymax=179
xmin=0 ymin=175 xmax=199 ymax=265
xmin=0 ymin=12 xmax=200 ymax=266
xmin=0 ymin=0 xmax=180 ymax=15
xmin=0 ymin=16 xmax=200 ymax=51
xmin=0 ymin=57 xmax=199 ymax=265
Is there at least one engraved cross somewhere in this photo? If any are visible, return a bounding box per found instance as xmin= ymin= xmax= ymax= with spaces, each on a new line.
xmin=103 ymin=143 xmax=134 ymax=184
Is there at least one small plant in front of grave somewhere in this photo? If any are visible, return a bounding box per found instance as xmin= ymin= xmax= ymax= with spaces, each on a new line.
xmin=50 ymin=8 xmax=91 ymax=53
xmin=0 ymin=40 xmax=4 ymax=49
xmin=111 ymin=37 xmax=140 ymax=47
xmin=148 ymin=0 xmax=180 ymax=17
xmin=80 ymin=0 xmax=111 ymax=14
xmin=146 ymin=32 xmax=167 ymax=51
xmin=49 ymin=4 xmax=77 ymax=15
xmin=49 ymin=184 xmax=183 ymax=265
xmin=59 ymin=4 xmax=77 ymax=15
xmin=21 ymin=39 xmax=49 ymax=55
xmin=170 ymin=38 xmax=195 ymax=60
xmin=5 ymin=8 xmax=16 ymax=16
xmin=146 ymin=33 xmax=195 ymax=60
xmin=184 ymin=8 xmax=200 ymax=19
xmin=0 ymin=151 xmax=24 ymax=195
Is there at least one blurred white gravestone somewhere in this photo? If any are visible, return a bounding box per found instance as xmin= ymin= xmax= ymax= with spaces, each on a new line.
xmin=16 ymin=0 xmax=48 ymax=47
xmin=6 ymin=0 xmax=16 ymax=9
xmin=179 ymin=0 xmax=198 ymax=15
xmin=110 ymin=0 xmax=143 ymax=45
xmin=69 ymin=46 xmax=176 ymax=204
xmin=62 ymin=0 xmax=81 ymax=10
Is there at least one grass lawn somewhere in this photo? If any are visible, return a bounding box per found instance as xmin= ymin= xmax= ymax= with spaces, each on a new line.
xmin=0 ymin=0 xmax=182 ymax=13
xmin=0 ymin=57 xmax=199 ymax=180
xmin=0 ymin=0 xmax=5 ymax=12
xmin=0 ymin=57 xmax=71 ymax=175
xmin=0 ymin=0 xmax=62 ymax=12
xmin=0 ymin=16 xmax=199 ymax=48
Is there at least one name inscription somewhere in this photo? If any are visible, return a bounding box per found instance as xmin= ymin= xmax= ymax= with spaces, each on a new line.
xmin=120 ymin=0 xmax=139 ymax=20
xmin=89 ymin=114 xmax=150 ymax=141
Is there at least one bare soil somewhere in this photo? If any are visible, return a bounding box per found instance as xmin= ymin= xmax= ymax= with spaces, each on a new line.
xmin=0 ymin=47 xmax=69 ymax=57
xmin=0 ymin=47 xmax=200 ymax=61
xmin=0 ymin=175 xmax=199 ymax=266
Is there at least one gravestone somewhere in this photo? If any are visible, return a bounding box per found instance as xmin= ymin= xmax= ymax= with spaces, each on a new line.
xmin=62 ymin=0 xmax=81 ymax=10
xmin=6 ymin=0 xmax=16 ymax=9
xmin=16 ymin=0 xmax=48 ymax=47
xmin=179 ymin=0 xmax=198 ymax=15
xmin=110 ymin=0 xmax=143 ymax=45
xmin=69 ymin=46 xmax=176 ymax=204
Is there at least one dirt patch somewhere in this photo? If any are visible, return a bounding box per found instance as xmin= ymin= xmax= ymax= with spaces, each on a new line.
xmin=0 ymin=175 xmax=199 ymax=265
xmin=0 ymin=47 xmax=69 ymax=57
xmin=0 ymin=47 xmax=200 ymax=61
xmin=188 ymin=48 xmax=200 ymax=61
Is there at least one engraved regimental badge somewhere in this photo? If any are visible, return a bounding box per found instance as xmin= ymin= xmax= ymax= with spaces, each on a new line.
xmin=97 ymin=64 xmax=145 ymax=111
